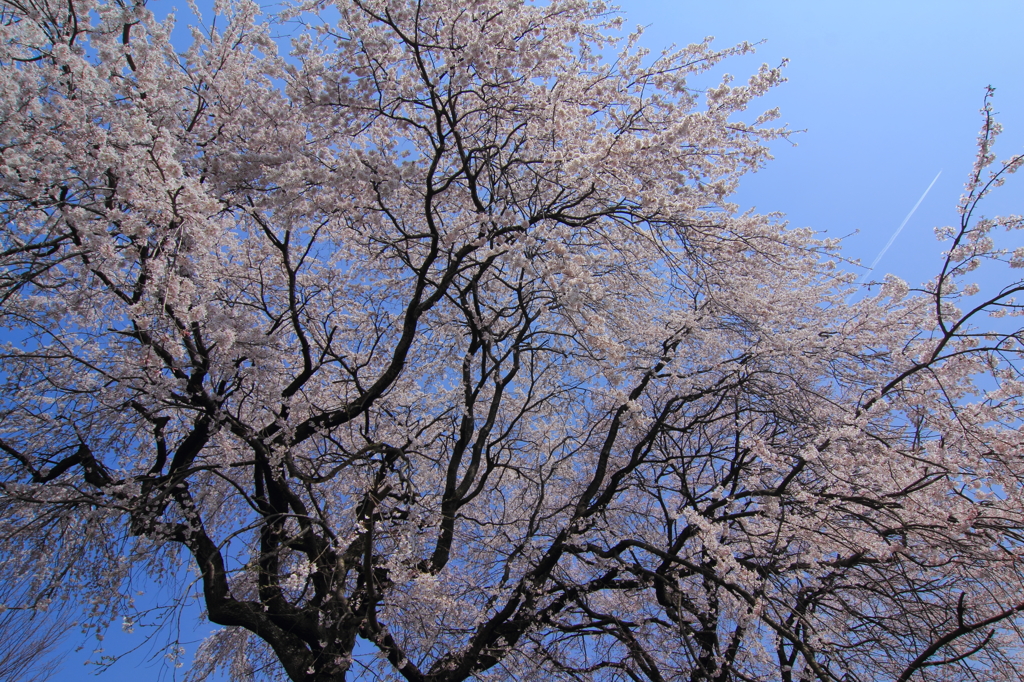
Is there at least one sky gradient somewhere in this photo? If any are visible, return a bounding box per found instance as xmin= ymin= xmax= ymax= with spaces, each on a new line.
xmin=619 ymin=0 xmax=1024 ymax=291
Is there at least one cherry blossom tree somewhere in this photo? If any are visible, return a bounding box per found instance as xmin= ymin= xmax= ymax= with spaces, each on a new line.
xmin=0 ymin=581 xmax=73 ymax=682
xmin=2 ymin=0 xmax=1024 ymax=680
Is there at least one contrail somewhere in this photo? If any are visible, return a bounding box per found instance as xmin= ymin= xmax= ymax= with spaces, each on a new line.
xmin=857 ymin=170 xmax=942 ymax=286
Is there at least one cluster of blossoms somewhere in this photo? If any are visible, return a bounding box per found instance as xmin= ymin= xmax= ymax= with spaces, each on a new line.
xmin=1 ymin=1 xmax=1024 ymax=681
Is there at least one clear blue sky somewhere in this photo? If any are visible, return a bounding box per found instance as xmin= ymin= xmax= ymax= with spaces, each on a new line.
xmin=621 ymin=0 xmax=1024 ymax=291
xmin=43 ymin=0 xmax=1024 ymax=679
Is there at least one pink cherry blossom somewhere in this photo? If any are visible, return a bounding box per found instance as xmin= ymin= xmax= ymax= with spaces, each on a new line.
xmin=1 ymin=2 xmax=1023 ymax=681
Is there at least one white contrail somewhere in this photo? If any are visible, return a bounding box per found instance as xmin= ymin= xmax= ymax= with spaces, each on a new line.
xmin=857 ymin=170 xmax=942 ymax=286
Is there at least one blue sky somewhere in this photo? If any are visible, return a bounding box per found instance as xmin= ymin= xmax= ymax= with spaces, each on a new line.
xmin=41 ymin=0 xmax=1024 ymax=679
xmin=621 ymin=0 xmax=1024 ymax=292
